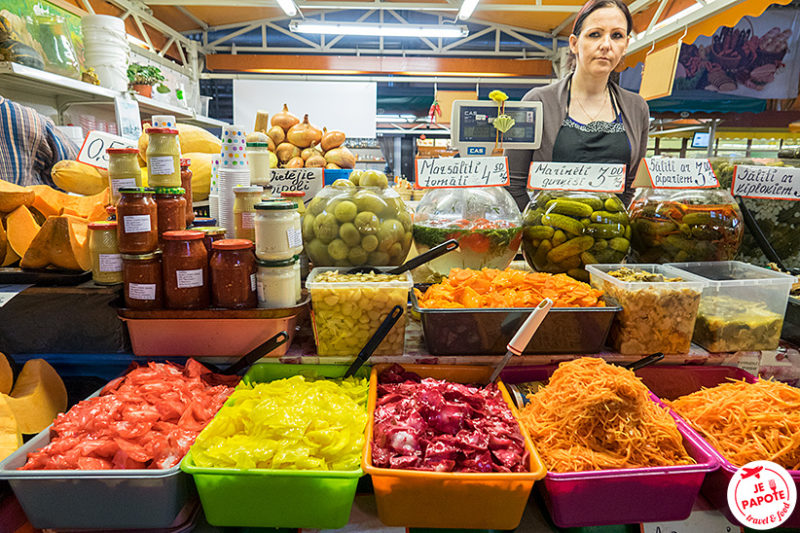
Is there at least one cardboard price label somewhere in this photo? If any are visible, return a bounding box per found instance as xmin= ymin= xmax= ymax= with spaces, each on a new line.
xmin=527 ymin=162 xmax=626 ymax=193
xmin=635 ymin=158 xmax=719 ymax=189
xmin=732 ymin=165 xmax=800 ymax=201
xmin=415 ymin=156 xmax=509 ymax=189
xmin=268 ymin=168 xmax=324 ymax=200
xmin=77 ymin=131 xmax=137 ymax=170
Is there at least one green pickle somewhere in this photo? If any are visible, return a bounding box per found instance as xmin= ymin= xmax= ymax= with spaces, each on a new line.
xmin=628 ymin=188 xmax=744 ymax=263
xmin=523 ymin=191 xmax=630 ymax=280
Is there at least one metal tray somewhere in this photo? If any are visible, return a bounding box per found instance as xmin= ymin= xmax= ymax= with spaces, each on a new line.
xmin=0 ymin=267 xmax=91 ymax=286
xmin=411 ymin=290 xmax=619 ymax=355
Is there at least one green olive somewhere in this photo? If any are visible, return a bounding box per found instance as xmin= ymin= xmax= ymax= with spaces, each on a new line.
xmin=354 ymin=211 xmax=380 ymax=235
xmin=377 ymin=219 xmax=404 ymax=244
xmin=339 ymin=222 xmax=361 ymax=247
xmin=328 ymin=239 xmax=349 ymax=261
xmin=302 ymin=214 xmax=315 ymax=242
xmin=348 ymin=169 xmax=362 ymax=186
xmin=307 ymin=196 xmax=327 ymax=216
xmin=313 ymin=213 xmax=339 ymax=244
xmin=361 ymin=234 xmax=379 ymax=252
xmin=354 ymin=190 xmax=388 ymax=214
xmin=348 ymin=246 xmax=368 ymax=265
xmin=401 ymin=231 xmax=412 ymax=250
xmin=333 ymin=200 xmax=358 ymax=223
xmin=388 ymin=242 xmax=404 ymax=259
xmin=306 ymin=238 xmax=332 ymax=264
xmin=331 ymin=178 xmax=355 ymax=190
xmin=368 ymin=251 xmax=390 ymax=265
xmin=360 ymin=170 xmax=389 ymax=189
xmin=397 ymin=210 xmax=413 ymax=232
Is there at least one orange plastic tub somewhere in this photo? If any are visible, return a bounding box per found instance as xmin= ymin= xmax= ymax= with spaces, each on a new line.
xmin=363 ymin=364 xmax=546 ymax=530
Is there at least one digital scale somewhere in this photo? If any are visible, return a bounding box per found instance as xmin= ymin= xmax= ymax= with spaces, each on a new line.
xmin=450 ymin=100 xmax=543 ymax=157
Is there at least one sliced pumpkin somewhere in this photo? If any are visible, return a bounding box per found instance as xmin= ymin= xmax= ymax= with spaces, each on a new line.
xmin=27 ymin=185 xmax=109 ymax=219
xmin=0 ymin=179 xmax=35 ymax=212
xmin=2 ymin=241 xmax=19 ymax=267
xmin=0 ymin=353 xmax=13 ymax=395
xmin=6 ymin=205 xmax=41 ymax=258
xmin=0 ymin=218 xmax=7 ymax=266
xmin=2 ymin=358 xmax=67 ymax=434
xmin=20 ymin=215 xmax=90 ymax=271
xmin=0 ymin=395 xmax=22 ymax=461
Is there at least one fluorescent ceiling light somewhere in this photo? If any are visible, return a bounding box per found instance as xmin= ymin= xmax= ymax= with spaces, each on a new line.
xmin=289 ymin=21 xmax=468 ymax=38
xmin=457 ymin=0 xmax=480 ymax=20
xmin=276 ymin=0 xmax=299 ymax=17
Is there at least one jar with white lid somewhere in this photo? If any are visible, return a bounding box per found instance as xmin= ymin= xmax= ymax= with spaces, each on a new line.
xmin=254 ymin=201 xmax=303 ymax=261
xmin=233 ymin=185 xmax=263 ymax=242
xmin=256 ymin=257 xmax=297 ymax=308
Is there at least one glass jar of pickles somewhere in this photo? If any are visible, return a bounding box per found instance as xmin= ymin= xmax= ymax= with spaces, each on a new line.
xmin=210 ymin=239 xmax=258 ymax=309
xmin=117 ymin=187 xmax=158 ymax=254
xmin=233 ymin=185 xmax=263 ymax=241
xmin=88 ymin=221 xmax=123 ymax=285
xmin=122 ymin=251 xmax=163 ymax=310
xmin=146 ymin=127 xmax=181 ymax=187
xmin=255 ymin=201 xmax=303 ymax=261
xmin=162 ymin=230 xmax=209 ymax=309
xmin=107 ymin=148 xmax=142 ymax=203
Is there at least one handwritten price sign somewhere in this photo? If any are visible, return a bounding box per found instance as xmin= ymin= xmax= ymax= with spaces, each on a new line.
xmin=527 ymin=162 xmax=625 ymax=193
xmin=77 ymin=131 xmax=137 ymax=170
xmin=641 ymin=158 xmax=719 ymax=189
xmin=732 ymin=165 xmax=800 ymax=201
xmin=415 ymin=156 xmax=509 ymax=189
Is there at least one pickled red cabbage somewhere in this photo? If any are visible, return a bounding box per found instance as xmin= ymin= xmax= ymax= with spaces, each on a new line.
xmin=191 ymin=375 xmax=368 ymax=471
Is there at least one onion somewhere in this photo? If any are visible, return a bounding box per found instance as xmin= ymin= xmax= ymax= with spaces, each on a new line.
xmin=326 ymin=162 xmax=341 ymax=170
xmin=268 ymin=125 xmax=285 ymax=146
xmin=305 ymin=154 xmax=326 ymax=168
xmin=301 ymin=144 xmax=321 ymax=161
xmin=321 ymin=130 xmax=346 ymax=152
xmin=267 ymin=136 xmax=276 ymax=152
xmin=246 ymin=131 xmax=269 ymax=144
xmin=285 ymin=156 xmax=304 ymax=168
xmin=271 ymin=103 xmax=300 ymax=132
xmin=287 ymin=114 xmax=323 ymax=149
xmin=276 ymin=142 xmax=300 ymax=163
xmin=324 ymin=146 xmax=356 ymax=169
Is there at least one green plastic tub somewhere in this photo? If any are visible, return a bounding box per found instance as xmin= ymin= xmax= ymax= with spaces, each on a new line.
xmin=181 ymin=363 xmax=368 ymax=529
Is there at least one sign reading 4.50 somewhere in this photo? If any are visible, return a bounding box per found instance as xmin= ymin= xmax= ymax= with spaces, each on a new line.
xmin=77 ymin=131 xmax=137 ymax=170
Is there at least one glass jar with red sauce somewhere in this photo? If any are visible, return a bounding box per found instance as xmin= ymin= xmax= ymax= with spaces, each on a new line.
xmin=162 ymin=230 xmax=209 ymax=309
xmin=180 ymin=158 xmax=195 ymax=227
xmin=198 ymin=226 xmax=226 ymax=258
xmin=210 ymin=239 xmax=258 ymax=309
xmin=122 ymin=251 xmax=163 ymax=310
xmin=155 ymin=187 xmax=187 ymax=247
xmin=117 ymin=187 xmax=158 ymax=254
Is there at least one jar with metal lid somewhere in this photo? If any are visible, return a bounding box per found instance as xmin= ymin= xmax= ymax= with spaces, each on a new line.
xmin=246 ymin=142 xmax=271 ymax=187
xmin=88 ymin=221 xmax=122 ymax=285
xmin=162 ymin=230 xmax=209 ymax=309
xmin=107 ymin=147 xmax=142 ymax=204
xmin=117 ymin=187 xmax=158 ymax=254
xmin=146 ymin=127 xmax=181 ymax=187
xmin=254 ymin=201 xmax=303 ymax=261
xmin=198 ymin=226 xmax=226 ymax=259
xmin=292 ymin=254 xmax=301 ymax=302
xmin=106 ymin=205 xmax=116 ymax=221
xmin=155 ymin=187 xmax=187 ymax=247
xmin=256 ymin=257 xmax=297 ymax=308
xmin=180 ymin=158 xmax=195 ymax=227
xmin=233 ymin=185 xmax=263 ymax=242
xmin=122 ymin=251 xmax=162 ymax=310
xmin=210 ymin=239 xmax=258 ymax=309
xmin=193 ymin=217 xmax=217 ymax=228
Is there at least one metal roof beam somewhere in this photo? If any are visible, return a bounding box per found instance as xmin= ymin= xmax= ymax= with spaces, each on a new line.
xmin=207 ymin=21 xmax=264 ymax=47
xmin=201 ymin=72 xmax=553 ymax=84
xmin=145 ymin=0 xmax=580 ymax=11
xmin=202 ymin=45 xmax=550 ymax=57
xmin=176 ymin=6 xmax=209 ymax=31
xmin=322 ymin=9 xmax=376 ymax=49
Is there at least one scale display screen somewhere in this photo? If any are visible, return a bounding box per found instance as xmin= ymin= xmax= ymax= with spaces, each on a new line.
xmin=459 ymin=106 xmax=537 ymax=143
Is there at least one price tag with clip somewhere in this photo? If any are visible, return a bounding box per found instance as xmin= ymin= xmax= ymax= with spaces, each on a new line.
xmin=732 ymin=165 xmax=800 ymax=201
xmin=415 ymin=156 xmax=509 ymax=189
xmin=633 ymin=158 xmax=719 ymax=189
xmin=527 ymin=162 xmax=626 ymax=193
xmin=77 ymin=131 xmax=137 ymax=171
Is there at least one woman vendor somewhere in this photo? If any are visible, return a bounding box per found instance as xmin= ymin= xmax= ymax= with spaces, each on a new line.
xmin=506 ymin=0 xmax=650 ymax=211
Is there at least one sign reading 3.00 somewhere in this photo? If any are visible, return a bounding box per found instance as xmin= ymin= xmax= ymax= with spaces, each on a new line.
xmin=527 ymin=162 xmax=625 ymax=193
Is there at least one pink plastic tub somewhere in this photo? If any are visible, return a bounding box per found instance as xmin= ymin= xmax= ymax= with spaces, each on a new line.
xmin=641 ymin=365 xmax=800 ymax=529
xmin=500 ymin=365 xmax=719 ymax=528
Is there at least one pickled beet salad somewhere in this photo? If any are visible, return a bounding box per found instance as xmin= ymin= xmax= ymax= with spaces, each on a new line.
xmin=372 ymin=364 xmax=529 ymax=473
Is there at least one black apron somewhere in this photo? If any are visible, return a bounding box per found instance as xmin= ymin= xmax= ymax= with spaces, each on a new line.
xmin=551 ymin=79 xmax=631 ymax=167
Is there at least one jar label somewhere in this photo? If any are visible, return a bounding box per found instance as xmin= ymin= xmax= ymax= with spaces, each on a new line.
xmin=176 ymin=268 xmax=204 ymax=288
xmin=242 ymin=211 xmax=256 ymax=229
xmin=250 ymin=273 xmax=257 ymax=292
xmin=129 ymin=283 xmax=156 ymax=300
xmin=257 ymin=279 xmax=265 ymax=301
xmin=150 ymin=156 xmax=176 ymax=176
xmin=124 ymin=214 xmax=152 ymax=233
xmin=99 ymin=253 xmax=123 ymax=272
xmin=287 ymin=227 xmax=303 ymax=248
xmin=111 ymin=178 xmax=137 ymax=197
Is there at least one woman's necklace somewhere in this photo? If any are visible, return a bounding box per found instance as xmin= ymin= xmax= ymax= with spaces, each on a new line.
xmin=574 ymin=87 xmax=609 ymax=123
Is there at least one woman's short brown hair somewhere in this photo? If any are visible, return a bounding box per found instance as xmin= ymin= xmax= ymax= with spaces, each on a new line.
xmin=572 ymin=0 xmax=634 ymax=36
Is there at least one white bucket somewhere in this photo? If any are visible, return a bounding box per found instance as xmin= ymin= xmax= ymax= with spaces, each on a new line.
xmin=82 ymin=15 xmax=129 ymax=91
xmin=81 ymin=14 xmax=125 ymax=33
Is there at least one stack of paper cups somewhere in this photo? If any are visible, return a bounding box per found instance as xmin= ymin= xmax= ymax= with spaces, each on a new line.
xmin=151 ymin=115 xmax=177 ymax=129
xmin=209 ymin=156 xmax=220 ymax=222
xmin=216 ymin=126 xmax=249 ymax=236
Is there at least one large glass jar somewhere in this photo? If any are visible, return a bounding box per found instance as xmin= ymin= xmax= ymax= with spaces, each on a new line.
xmin=413 ymin=187 xmax=521 ymax=276
xmin=257 ymin=257 xmax=297 ymax=308
xmin=88 ymin=221 xmax=122 ymax=285
xmin=155 ymin=187 xmax=187 ymax=247
xmin=303 ymin=177 xmax=412 ymax=267
xmin=122 ymin=251 xmax=163 ymax=310
xmin=210 ymin=239 xmax=258 ymax=309
xmin=107 ymin=148 xmax=142 ymax=204
xmin=199 ymin=226 xmax=226 ymax=260
xmin=255 ymin=201 xmax=303 ymax=261
xmin=162 ymin=230 xmax=209 ymax=309
xmin=246 ymin=142 xmax=271 ymax=186
xmin=628 ymin=188 xmax=744 ymax=263
xmin=180 ymin=158 xmax=195 ymax=227
xmin=146 ymin=127 xmax=181 ymax=187
xmin=117 ymin=187 xmax=158 ymax=254
xmin=522 ymin=191 xmax=630 ymax=281
xmin=233 ymin=185 xmax=263 ymax=241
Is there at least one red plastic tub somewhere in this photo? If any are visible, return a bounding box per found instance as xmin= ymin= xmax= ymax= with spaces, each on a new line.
xmin=640 ymin=365 xmax=800 ymax=529
xmin=500 ymin=365 xmax=719 ymax=528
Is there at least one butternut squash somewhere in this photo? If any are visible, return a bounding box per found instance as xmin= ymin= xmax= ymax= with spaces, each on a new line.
xmin=20 ymin=215 xmax=90 ymax=271
xmin=2 ymin=241 xmax=19 ymax=267
xmin=139 ymin=123 xmax=222 ymax=156
xmin=29 ymin=185 xmax=66 ymax=218
xmin=0 ymin=179 xmax=35 ymax=212
xmin=51 ymin=160 xmax=108 ymax=196
xmin=183 ymin=152 xmax=213 ymax=201
xmin=0 ymin=395 xmax=22 ymax=461
xmin=2 ymin=358 xmax=67 ymax=434
xmin=28 ymin=185 xmax=109 ymax=219
xmin=0 ymin=352 xmax=13 ymax=395
xmin=6 ymin=205 xmax=40 ymax=258
xmin=0 ymin=218 xmax=6 ymax=268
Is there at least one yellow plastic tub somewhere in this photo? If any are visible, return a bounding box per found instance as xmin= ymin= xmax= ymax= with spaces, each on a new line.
xmin=362 ymin=364 xmax=546 ymax=530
